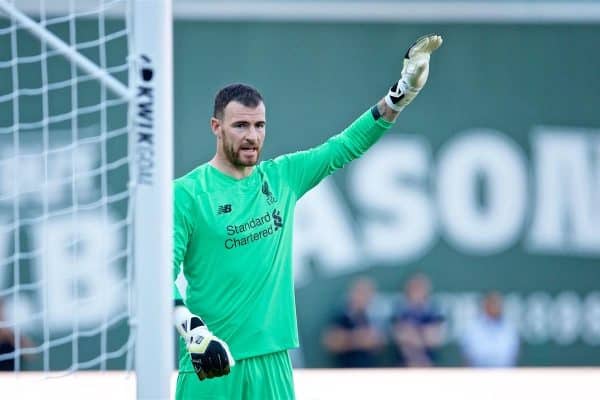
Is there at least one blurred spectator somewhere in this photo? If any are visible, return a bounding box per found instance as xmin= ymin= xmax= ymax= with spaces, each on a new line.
xmin=322 ymin=277 xmax=385 ymax=367
xmin=459 ymin=291 xmax=519 ymax=367
xmin=0 ymin=299 xmax=35 ymax=371
xmin=391 ymin=273 xmax=444 ymax=367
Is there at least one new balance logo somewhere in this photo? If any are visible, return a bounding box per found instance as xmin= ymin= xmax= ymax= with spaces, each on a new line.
xmin=217 ymin=204 xmax=232 ymax=214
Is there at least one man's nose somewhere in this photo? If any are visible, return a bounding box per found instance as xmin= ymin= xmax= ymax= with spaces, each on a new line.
xmin=245 ymin=127 xmax=259 ymax=141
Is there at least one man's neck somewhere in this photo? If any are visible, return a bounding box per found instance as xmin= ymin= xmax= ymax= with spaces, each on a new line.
xmin=209 ymin=157 xmax=254 ymax=180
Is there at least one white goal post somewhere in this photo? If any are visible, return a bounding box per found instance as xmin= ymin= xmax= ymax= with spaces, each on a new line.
xmin=0 ymin=1 xmax=173 ymax=398
xmin=131 ymin=1 xmax=173 ymax=399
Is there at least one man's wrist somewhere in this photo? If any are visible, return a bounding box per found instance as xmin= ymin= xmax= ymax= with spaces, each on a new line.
xmin=174 ymin=305 xmax=206 ymax=337
xmin=370 ymin=104 xmax=382 ymax=120
xmin=376 ymin=98 xmax=400 ymax=123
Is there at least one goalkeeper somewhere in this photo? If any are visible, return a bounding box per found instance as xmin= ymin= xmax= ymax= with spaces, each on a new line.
xmin=173 ymin=34 xmax=443 ymax=399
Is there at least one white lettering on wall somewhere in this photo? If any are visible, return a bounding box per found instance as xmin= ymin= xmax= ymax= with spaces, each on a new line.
xmin=405 ymin=291 xmax=600 ymax=346
xmin=551 ymin=291 xmax=581 ymax=345
xmin=583 ymin=293 xmax=600 ymax=345
xmin=32 ymin=212 xmax=125 ymax=330
xmin=521 ymin=292 xmax=552 ymax=344
xmin=294 ymin=177 xmax=362 ymax=286
xmin=528 ymin=128 xmax=600 ymax=254
xmin=437 ymin=130 xmax=527 ymax=253
xmin=0 ymin=130 xmax=100 ymax=207
xmin=350 ymin=136 xmax=436 ymax=264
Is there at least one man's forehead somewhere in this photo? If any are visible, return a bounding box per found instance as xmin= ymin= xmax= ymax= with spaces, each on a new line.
xmin=223 ymin=101 xmax=265 ymax=120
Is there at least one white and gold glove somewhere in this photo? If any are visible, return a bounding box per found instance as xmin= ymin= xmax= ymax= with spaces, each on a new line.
xmin=174 ymin=306 xmax=235 ymax=380
xmin=385 ymin=34 xmax=443 ymax=113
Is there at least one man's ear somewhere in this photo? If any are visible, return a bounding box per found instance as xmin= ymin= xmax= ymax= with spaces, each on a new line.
xmin=210 ymin=117 xmax=221 ymax=138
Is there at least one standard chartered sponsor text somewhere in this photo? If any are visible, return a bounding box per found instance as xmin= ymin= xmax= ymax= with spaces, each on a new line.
xmin=225 ymin=211 xmax=276 ymax=249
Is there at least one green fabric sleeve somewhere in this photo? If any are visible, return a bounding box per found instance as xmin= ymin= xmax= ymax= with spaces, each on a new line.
xmin=172 ymin=182 xmax=198 ymax=302
xmin=273 ymin=108 xmax=393 ymax=198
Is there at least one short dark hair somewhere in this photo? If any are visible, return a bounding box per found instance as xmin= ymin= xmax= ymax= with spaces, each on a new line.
xmin=213 ymin=83 xmax=264 ymax=119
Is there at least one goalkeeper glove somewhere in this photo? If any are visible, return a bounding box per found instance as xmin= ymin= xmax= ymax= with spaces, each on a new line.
xmin=385 ymin=34 xmax=443 ymax=113
xmin=174 ymin=306 xmax=235 ymax=381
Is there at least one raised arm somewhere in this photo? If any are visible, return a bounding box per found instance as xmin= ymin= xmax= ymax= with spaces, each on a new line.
xmin=275 ymin=34 xmax=443 ymax=198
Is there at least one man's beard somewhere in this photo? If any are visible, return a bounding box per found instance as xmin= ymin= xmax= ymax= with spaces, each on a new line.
xmin=223 ymin=135 xmax=261 ymax=167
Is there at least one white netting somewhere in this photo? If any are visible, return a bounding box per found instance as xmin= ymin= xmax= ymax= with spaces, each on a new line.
xmin=0 ymin=0 xmax=133 ymax=372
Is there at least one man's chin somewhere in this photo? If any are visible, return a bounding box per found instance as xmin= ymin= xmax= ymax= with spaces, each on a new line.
xmin=235 ymin=152 xmax=260 ymax=167
xmin=234 ymin=158 xmax=259 ymax=167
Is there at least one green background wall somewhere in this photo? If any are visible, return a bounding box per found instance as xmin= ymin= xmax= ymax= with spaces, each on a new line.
xmin=172 ymin=22 xmax=600 ymax=367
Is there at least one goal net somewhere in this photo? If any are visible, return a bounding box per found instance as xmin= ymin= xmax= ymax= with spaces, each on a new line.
xmin=0 ymin=0 xmax=172 ymax=397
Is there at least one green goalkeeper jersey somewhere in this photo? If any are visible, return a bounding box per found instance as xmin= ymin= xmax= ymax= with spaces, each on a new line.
xmin=173 ymin=109 xmax=392 ymax=371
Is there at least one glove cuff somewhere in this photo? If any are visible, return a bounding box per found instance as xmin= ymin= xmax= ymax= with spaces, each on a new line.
xmin=174 ymin=305 xmax=206 ymax=337
xmin=385 ymin=79 xmax=410 ymax=113
xmin=384 ymin=94 xmax=405 ymax=113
